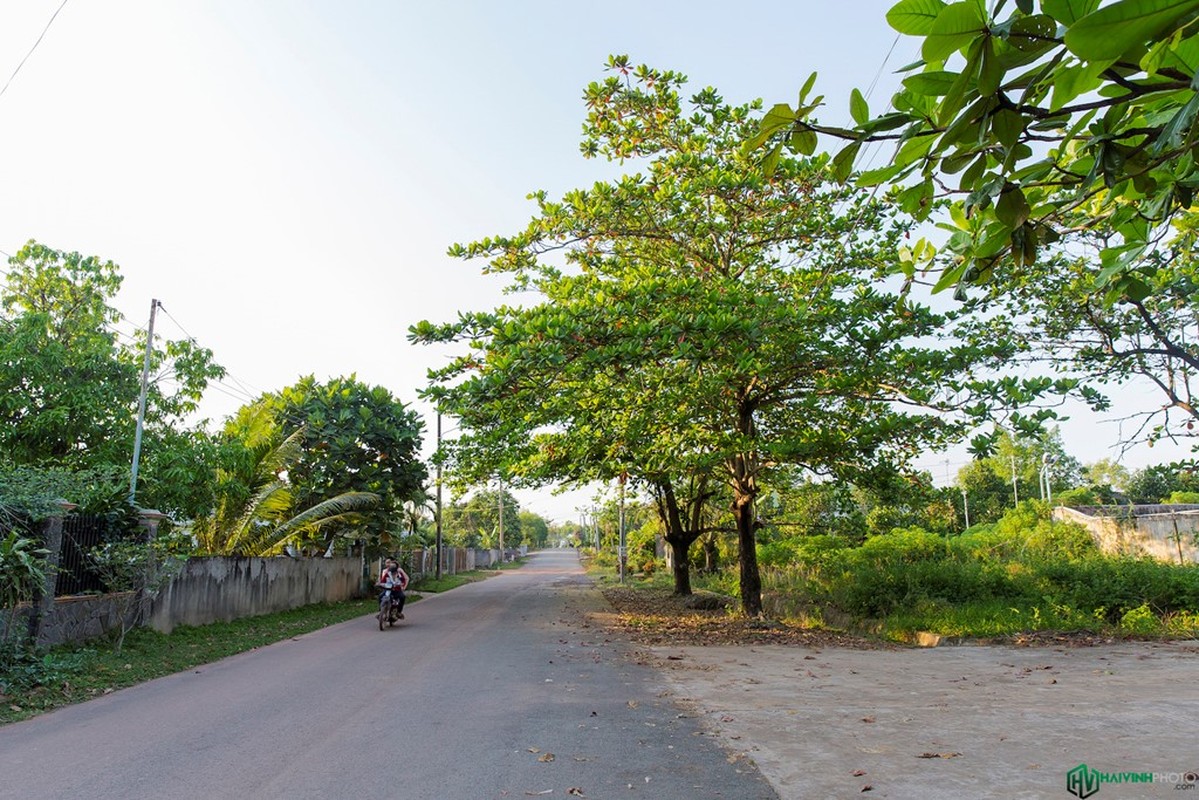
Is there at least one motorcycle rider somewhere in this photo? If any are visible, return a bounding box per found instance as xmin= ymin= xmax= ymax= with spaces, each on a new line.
xmin=377 ymin=557 xmax=409 ymax=620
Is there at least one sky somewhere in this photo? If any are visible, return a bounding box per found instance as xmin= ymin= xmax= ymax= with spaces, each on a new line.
xmin=0 ymin=1 xmax=1191 ymax=523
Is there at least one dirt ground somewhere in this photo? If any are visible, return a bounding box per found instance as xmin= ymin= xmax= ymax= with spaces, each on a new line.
xmin=599 ymin=588 xmax=1199 ymax=800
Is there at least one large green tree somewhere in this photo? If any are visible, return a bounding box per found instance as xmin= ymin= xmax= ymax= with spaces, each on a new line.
xmin=415 ymin=58 xmax=1036 ymax=615
xmin=0 ymin=242 xmax=223 ymax=516
xmin=219 ymin=376 xmax=427 ymax=554
xmin=192 ymin=403 xmax=380 ymax=556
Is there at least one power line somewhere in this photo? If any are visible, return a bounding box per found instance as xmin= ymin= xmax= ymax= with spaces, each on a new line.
xmin=155 ymin=300 xmax=263 ymax=401
xmin=0 ymin=0 xmax=70 ymax=102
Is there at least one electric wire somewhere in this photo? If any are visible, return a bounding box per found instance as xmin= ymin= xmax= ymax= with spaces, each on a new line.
xmin=0 ymin=0 xmax=70 ymax=102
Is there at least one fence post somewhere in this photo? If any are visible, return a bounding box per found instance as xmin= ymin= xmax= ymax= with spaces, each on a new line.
xmin=27 ymin=500 xmax=77 ymax=645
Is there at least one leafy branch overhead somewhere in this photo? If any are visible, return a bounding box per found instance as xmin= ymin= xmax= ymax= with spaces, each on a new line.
xmin=754 ymin=0 xmax=1199 ymax=303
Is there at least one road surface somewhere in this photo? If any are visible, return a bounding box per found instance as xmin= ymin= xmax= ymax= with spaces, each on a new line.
xmin=0 ymin=549 xmax=776 ymax=800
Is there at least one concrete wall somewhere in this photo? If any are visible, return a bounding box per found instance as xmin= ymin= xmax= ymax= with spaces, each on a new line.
xmin=1054 ymin=506 xmax=1199 ymax=564
xmin=144 ymin=556 xmax=362 ymax=634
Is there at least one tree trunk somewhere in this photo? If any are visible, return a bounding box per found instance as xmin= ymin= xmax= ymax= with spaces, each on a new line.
xmin=669 ymin=539 xmax=692 ymax=595
xmin=731 ymin=398 xmax=762 ymax=617
xmin=655 ymin=479 xmax=694 ymax=596
xmin=733 ymin=488 xmax=762 ymax=616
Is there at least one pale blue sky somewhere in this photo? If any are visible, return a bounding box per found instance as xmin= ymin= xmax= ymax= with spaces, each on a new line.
xmin=0 ymin=2 xmax=1186 ymax=520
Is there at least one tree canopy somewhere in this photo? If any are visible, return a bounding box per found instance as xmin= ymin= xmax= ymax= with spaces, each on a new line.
xmin=210 ymin=375 xmax=427 ymax=554
xmin=0 ymin=241 xmax=224 ymax=516
xmin=414 ymin=58 xmax=1039 ymax=614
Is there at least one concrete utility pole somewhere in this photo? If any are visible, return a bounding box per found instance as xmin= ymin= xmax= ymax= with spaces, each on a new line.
xmin=1011 ymin=455 xmax=1020 ymax=506
xmin=435 ymin=412 xmax=443 ymax=580
xmin=497 ymin=477 xmax=504 ymax=562
xmin=961 ymin=488 xmax=970 ymax=530
xmin=129 ymin=298 xmax=159 ymax=504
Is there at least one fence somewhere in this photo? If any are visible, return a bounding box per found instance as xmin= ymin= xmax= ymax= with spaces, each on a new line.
xmin=54 ymin=514 xmax=110 ymax=595
xmin=1055 ymin=505 xmax=1199 ymax=564
xmin=392 ymin=546 xmax=528 ymax=580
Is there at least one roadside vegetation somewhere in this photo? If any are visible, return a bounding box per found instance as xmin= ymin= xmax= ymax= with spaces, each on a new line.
xmin=585 ymin=501 xmax=1199 ymax=645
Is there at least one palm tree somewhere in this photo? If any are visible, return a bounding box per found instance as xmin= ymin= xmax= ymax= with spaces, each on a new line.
xmin=192 ymin=405 xmax=378 ymax=556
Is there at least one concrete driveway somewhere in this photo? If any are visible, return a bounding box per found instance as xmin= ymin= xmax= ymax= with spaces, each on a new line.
xmin=648 ymin=639 xmax=1199 ymax=799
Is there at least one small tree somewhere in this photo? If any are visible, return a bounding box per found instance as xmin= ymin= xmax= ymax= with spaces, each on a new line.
xmin=88 ymin=535 xmax=187 ymax=652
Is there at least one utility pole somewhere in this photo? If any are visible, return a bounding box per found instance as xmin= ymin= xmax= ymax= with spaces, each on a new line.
xmin=497 ymin=477 xmax=504 ymax=563
xmin=961 ymin=488 xmax=970 ymax=530
xmin=435 ymin=412 xmax=443 ymax=580
xmin=1011 ymin=455 xmax=1019 ymax=506
xmin=129 ymin=298 xmax=159 ymax=504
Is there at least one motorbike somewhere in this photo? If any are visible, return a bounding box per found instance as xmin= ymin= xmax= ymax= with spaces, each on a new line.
xmin=377 ymin=586 xmax=405 ymax=630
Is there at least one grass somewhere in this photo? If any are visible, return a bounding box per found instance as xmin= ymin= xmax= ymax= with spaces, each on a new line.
xmin=0 ymin=560 xmax=522 ymax=726
xmin=1 ymin=597 xmax=379 ymax=725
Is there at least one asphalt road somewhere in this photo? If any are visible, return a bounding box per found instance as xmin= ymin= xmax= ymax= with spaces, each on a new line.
xmin=0 ymin=549 xmax=776 ymax=800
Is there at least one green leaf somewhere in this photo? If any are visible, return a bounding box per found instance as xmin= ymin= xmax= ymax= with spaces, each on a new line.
xmin=1153 ymin=90 xmax=1199 ymax=153
xmin=990 ymin=109 xmax=1025 ymax=152
xmin=798 ymin=71 xmax=819 ymax=104
xmin=1049 ymin=62 xmax=1107 ymax=112
xmin=790 ymin=128 xmax=818 ymax=155
xmin=901 ymin=70 xmax=961 ymax=97
xmin=850 ymin=88 xmax=870 ymax=125
xmin=888 ymin=0 xmax=949 ymax=34
xmin=995 ymin=184 xmax=1031 ymax=227
xmin=832 ymin=141 xmax=862 ymax=182
xmin=1042 ymin=0 xmax=1101 ymax=26
xmin=1064 ymin=0 xmax=1199 ymax=62
xmin=856 ymin=162 xmax=907 ymax=186
xmin=761 ymin=143 xmax=783 ymax=177
xmin=978 ymin=37 xmax=1002 ymax=96
xmin=923 ymin=2 xmax=987 ymax=62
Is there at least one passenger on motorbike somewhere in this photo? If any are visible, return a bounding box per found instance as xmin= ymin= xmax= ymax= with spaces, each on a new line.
xmin=377 ymin=557 xmax=409 ymax=619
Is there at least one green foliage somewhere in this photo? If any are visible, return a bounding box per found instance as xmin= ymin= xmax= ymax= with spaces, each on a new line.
xmin=1126 ymin=461 xmax=1199 ymax=503
xmin=0 ymin=530 xmax=49 ymax=658
xmin=416 ymin=57 xmax=1027 ymax=615
xmin=198 ymin=376 xmax=424 ymax=556
xmin=87 ymin=536 xmax=188 ymax=652
xmin=0 ymin=242 xmax=224 ymax=517
xmin=758 ymin=2 xmax=1199 ymax=446
xmin=764 ymin=0 xmax=1199 ymax=297
xmin=755 ymin=498 xmax=1199 ymax=636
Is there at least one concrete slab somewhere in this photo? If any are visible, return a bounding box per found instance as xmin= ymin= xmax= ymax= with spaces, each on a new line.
xmin=651 ymin=640 xmax=1199 ymax=799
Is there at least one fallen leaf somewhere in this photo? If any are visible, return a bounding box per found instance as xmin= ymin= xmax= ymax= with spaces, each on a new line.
xmin=917 ymin=752 xmax=962 ymax=759
xmin=861 ymin=785 xmax=873 ymax=792
xmin=523 ymin=791 xmax=552 ymax=796
xmin=721 ymin=715 xmax=735 ymax=722
xmin=567 ymin=789 xmax=585 ymax=797
xmin=538 ymin=753 xmax=556 ymax=763
xmin=861 ymin=716 xmax=875 ymax=723
xmin=627 ymin=700 xmax=639 ymax=709
xmin=852 ymin=769 xmax=867 ymax=776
